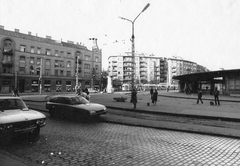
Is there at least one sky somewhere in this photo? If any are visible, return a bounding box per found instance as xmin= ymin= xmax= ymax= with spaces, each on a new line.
xmin=1 ymin=0 xmax=240 ymax=71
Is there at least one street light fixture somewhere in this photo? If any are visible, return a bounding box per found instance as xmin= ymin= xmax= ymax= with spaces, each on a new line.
xmin=119 ymin=3 xmax=150 ymax=89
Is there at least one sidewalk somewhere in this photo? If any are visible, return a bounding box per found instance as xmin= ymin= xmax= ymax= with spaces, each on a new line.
xmin=1 ymin=91 xmax=240 ymax=166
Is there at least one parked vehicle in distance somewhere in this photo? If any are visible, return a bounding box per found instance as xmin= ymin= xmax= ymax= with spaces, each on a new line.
xmin=0 ymin=97 xmax=46 ymax=144
xmin=46 ymin=95 xmax=107 ymax=119
xmin=88 ymin=88 xmax=98 ymax=93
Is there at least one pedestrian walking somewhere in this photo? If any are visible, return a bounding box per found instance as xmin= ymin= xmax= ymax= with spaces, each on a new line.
xmin=14 ymin=87 xmax=19 ymax=97
xmin=152 ymin=89 xmax=158 ymax=105
xmin=196 ymin=89 xmax=203 ymax=104
xmin=150 ymin=87 xmax=153 ymax=98
xmin=214 ymin=87 xmax=220 ymax=105
xmin=131 ymin=88 xmax=137 ymax=109
xmin=84 ymin=87 xmax=89 ymax=95
xmin=11 ymin=86 xmax=15 ymax=96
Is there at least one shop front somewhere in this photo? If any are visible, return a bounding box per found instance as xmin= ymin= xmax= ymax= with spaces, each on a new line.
xmin=31 ymin=80 xmax=39 ymax=92
xmin=56 ymin=80 xmax=62 ymax=92
xmin=44 ymin=80 xmax=51 ymax=92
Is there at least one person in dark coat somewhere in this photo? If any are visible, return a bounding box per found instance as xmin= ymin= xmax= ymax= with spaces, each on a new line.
xmin=84 ymin=87 xmax=89 ymax=95
xmin=152 ymin=89 xmax=158 ymax=105
xmin=14 ymin=87 xmax=19 ymax=97
xmin=150 ymin=87 xmax=153 ymax=98
xmin=131 ymin=88 xmax=137 ymax=109
xmin=196 ymin=89 xmax=203 ymax=104
xmin=214 ymin=87 xmax=220 ymax=105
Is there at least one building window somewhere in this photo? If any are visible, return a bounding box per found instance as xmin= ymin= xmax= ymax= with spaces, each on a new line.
xmin=60 ymin=70 xmax=64 ymax=76
xmin=19 ymin=56 xmax=26 ymax=67
xmin=37 ymin=58 xmax=41 ymax=65
xmin=45 ymin=59 xmax=51 ymax=69
xmin=84 ymin=64 xmax=90 ymax=69
xmin=54 ymin=60 xmax=59 ymax=67
xmin=95 ymin=65 xmax=99 ymax=70
xmin=95 ymin=57 xmax=99 ymax=62
xmin=59 ymin=61 xmax=64 ymax=68
xmin=60 ymin=51 xmax=64 ymax=57
xmin=30 ymin=46 xmax=35 ymax=53
xmin=84 ymin=55 xmax=90 ymax=60
xmin=67 ymin=52 xmax=71 ymax=58
xmin=84 ymin=72 xmax=90 ymax=78
xmin=55 ymin=50 xmax=59 ymax=56
xmin=55 ymin=70 xmax=58 ymax=76
xmin=37 ymin=47 xmax=41 ymax=54
xmin=46 ymin=49 xmax=51 ymax=55
xmin=45 ymin=69 xmax=50 ymax=76
xmin=19 ymin=67 xmax=26 ymax=75
xmin=30 ymin=57 xmax=34 ymax=64
xmin=36 ymin=68 xmax=40 ymax=75
xmin=3 ymin=67 xmax=11 ymax=73
xmin=67 ymin=71 xmax=71 ymax=76
xmin=67 ymin=61 xmax=71 ymax=68
xmin=20 ymin=45 xmax=26 ymax=52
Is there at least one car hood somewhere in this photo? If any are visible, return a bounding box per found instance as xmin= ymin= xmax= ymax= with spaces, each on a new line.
xmin=0 ymin=109 xmax=46 ymax=124
xmin=74 ymin=103 xmax=106 ymax=111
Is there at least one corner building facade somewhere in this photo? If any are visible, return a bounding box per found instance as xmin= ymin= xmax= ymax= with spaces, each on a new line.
xmin=0 ymin=26 xmax=102 ymax=94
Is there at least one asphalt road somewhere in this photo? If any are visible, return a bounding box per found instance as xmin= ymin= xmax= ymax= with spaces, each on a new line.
xmin=2 ymin=112 xmax=240 ymax=166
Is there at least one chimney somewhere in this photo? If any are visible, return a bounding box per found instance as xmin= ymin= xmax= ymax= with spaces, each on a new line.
xmin=46 ymin=35 xmax=52 ymax=39
xmin=15 ymin=29 xmax=19 ymax=33
xmin=0 ymin=25 xmax=4 ymax=29
xmin=28 ymin=31 xmax=31 ymax=35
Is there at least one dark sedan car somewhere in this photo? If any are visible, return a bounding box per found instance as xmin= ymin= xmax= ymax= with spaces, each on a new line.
xmin=46 ymin=95 xmax=107 ymax=119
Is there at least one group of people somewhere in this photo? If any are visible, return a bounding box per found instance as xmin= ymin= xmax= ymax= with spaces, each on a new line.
xmin=196 ymin=87 xmax=220 ymax=105
xmin=76 ymin=86 xmax=90 ymax=101
xmin=12 ymin=87 xmax=19 ymax=97
xmin=130 ymin=87 xmax=159 ymax=109
xmin=131 ymin=86 xmax=221 ymax=109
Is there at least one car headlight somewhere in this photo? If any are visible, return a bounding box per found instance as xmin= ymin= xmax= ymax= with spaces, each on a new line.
xmin=0 ymin=124 xmax=13 ymax=131
xmin=36 ymin=119 xmax=45 ymax=125
xmin=90 ymin=110 xmax=96 ymax=114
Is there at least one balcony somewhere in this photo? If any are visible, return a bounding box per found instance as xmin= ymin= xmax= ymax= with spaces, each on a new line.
xmin=2 ymin=60 xmax=13 ymax=67
xmin=112 ymin=63 xmax=117 ymax=67
xmin=140 ymin=64 xmax=147 ymax=68
xmin=123 ymin=68 xmax=133 ymax=72
xmin=2 ymin=49 xmax=13 ymax=55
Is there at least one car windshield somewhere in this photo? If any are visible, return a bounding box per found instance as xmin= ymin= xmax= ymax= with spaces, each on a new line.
xmin=0 ymin=98 xmax=27 ymax=111
xmin=70 ymin=96 xmax=89 ymax=105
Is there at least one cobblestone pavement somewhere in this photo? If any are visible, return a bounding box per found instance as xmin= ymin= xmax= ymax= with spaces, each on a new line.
xmin=1 ymin=113 xmax=240 ymax=166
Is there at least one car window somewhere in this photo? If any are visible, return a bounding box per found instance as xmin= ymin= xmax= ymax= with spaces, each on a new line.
xmin=70 ymin=96 xmax=89 ymax=105
xmin=62 ymin=98 xmax=71 ymax=104
xmin=0 ymin=99 xmax=27 ymax=110
xmin=49 ymin=97 xmax=58 ymax=103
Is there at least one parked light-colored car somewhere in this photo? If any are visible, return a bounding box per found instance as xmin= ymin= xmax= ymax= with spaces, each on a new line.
xmin=46 ymin=95 xmax=107 ymax=119
xmin=0 ymin=97 xmax=46 ymax=144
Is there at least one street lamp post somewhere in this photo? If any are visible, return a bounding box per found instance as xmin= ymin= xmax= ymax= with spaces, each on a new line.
xmin=76 ymin=56 xmax=80 ymax=90
xmin=119 ymin=3 xmax=150 ymax=89
xmin=39 ymin=57 xmax=43 ymax=95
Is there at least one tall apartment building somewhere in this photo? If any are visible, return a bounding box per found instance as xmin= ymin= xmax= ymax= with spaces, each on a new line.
xmin=0 ymin=25 xmax=102 ymax=94
xmin=108 ymin=53 xmax=168 ymax=86
xmin=108 ymin=53 xmax=209 ymax=87
xmin=168 ymin=58 xmax=209 ymax=86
